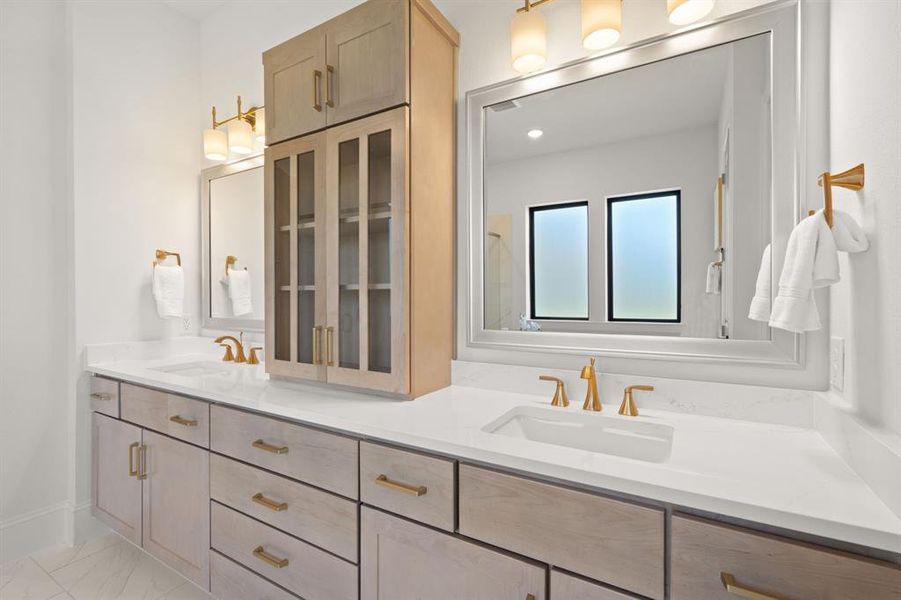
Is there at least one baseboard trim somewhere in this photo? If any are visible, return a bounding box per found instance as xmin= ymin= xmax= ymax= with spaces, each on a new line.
xmin=0 ymin=501 xmax=69 ymax=563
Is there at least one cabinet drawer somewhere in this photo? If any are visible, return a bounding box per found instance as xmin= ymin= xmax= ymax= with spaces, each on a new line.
xmin=672 ymin=515 xmax=901 ymax=600
xmin=360 ymin=442 xmax=454 ymax=531
xmin=90 ymin=376 xmax=119 ymax=418
xmin=458 ymin=465 xmax=665 ymax=600
xmin=210 ymin=454 xmax=358 ymax=562
xmin=210 ymin=405 xmax=358 ymax=498
xmin=211 ymin=550 xmax=300 ymax=600
xmin=121 ymin=383 xmax=209 ymax=447
xmin=212 ymin=502 xmax=357 ymax=600
xmin=551 ymin=570 xmax=640 ymax=600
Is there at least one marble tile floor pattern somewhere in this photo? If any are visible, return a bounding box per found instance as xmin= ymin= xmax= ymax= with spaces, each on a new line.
xmin=0 ymin=533 xmax=210 ymax=600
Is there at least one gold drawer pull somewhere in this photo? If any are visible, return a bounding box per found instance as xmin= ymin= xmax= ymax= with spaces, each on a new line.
xmin=137 ymin=444 xmax=148 ymax=480
xmin=253 ymin=545 xmax=288 ymax=569
xmin=721 ymin=572 xmax=785 ymax=600
xmin=375 ymin=474 xmax=427 ymax=497
xmin=91 ymin=392 xmax=112 ymax=401
xmin=169 ymin=415 xmax=197 ymax=427
xmin=128 ymin=442 xmax=139 ymax=477
xmin=312 ymin=69 xmax=322 ymax=112
xmin=252 ymin=493 xmax=288 ymax=512
xmin=253 ymin=439 xmax=288 ymax=455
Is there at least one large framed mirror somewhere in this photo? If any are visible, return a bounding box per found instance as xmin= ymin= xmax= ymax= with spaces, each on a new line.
xmin=201 ymin=155 xmax=265 ymax=331
xmin=466 ymin=2 xmax=805 ymax=368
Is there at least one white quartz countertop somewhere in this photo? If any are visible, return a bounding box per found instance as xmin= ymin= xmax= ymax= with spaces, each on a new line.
xmin=87 ymin=352 xmax=901 ymax=555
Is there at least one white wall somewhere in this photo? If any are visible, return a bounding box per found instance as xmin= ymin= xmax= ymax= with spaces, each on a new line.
xmin=0 ymin=0 xmax=73 ymax=561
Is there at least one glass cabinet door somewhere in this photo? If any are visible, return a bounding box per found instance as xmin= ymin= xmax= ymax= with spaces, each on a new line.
xmin=265 ymin=132 xmax=327 ymax=380
xmin=326 ymin=107 xmax=406 ymax=393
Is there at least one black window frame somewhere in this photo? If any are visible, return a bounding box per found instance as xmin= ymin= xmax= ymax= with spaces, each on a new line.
xmin=606 ymin=190 xmax=682 ymax=323
xmin=528 ymin=200 xmax=590 ymax=321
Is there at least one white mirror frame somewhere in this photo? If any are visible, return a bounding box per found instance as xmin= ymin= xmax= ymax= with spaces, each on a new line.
xmin=462 ymin=1 xmax=829 ymax=386
xmin=201 ymin=154 xmax=265 ymax=332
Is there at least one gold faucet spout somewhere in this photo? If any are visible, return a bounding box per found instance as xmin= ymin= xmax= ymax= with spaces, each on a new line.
xmin=539 ymin=375 xmax=569 ymax=407
xmin=619 ymin=384 xmax=655 ymax=417
xmin=581 ymin=357 xmax=601 ymax=411
xmin=215 ymin=334 xmax=247 ymax=363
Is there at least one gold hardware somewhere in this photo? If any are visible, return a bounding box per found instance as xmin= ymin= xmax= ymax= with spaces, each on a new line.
xmin=128 ymin=442 xmax=139 ymax=477
xmin=90 ymin=392 xmax=112 ymax=401
xmin=252 ymin=492 xmax=288 ymax=512
xmin=538 ymin=375 xmax=569 ymax=407
xmin=169 ymin=415 xmax=198 ymax=427
xmin=225 ymin=255 xmax=247 ymax=277
xmin=326 ymin=326 xmax=334 ymax=367
xmin=619 ymin=384 xmax=655 ymax=417
xmin=313 ymin=70 xmax=323 ymax=111
xmin=210 ymin=95 xmax=263 ymax=131
xmin=219 ymin=343 xmax=235 ymax=362
xmin=313 ymin=326 xmax=323 ymax=365
xmin=253 ymin=439 xmax=288 ymax=455
xmin=215 ymin=333 xmax=246 ymax=363
xmin=253 ymin=546 xmax=289 ymax=569
xmin=526 ymin=595 xmax=536 ymax=600
xmin=137 ymin=444 xmax=148 ymax=480
xmin=720 ymin=572 xmax=784 ymax=600
xmin=326 ymin=65 xmax=335 ymax=108
xmin=516 ymin=0 xmax=554 ymax=13
xmin=247 ymin=347 xmax=263 ymax=365
xmin=375 ymin=474 xmax=427 ymax=497
xmin=153 ymin=249 xmax=181 ymax=267
xmin=580 ymin=357 xmax=601 ymax=412
xmin=817 ymin=163 xmax=864 ymax=228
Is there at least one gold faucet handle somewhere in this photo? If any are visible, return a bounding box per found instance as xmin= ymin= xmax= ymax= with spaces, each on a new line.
xmin=220 ymin=343 xmax=236 ymax=362
xmin=247 ymin=347 xmax=263 ymax=365
xmin=619 ymin=385 xmax=655 ymax=417
xmin=539 ymin=375 xmax=569 ymax=408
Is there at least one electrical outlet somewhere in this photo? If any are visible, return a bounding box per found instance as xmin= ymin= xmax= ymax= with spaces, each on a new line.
xmin=182 ymin=315 xmax=192 ymax=332
xmin=830 ymin=337 xmax=845 ymax=391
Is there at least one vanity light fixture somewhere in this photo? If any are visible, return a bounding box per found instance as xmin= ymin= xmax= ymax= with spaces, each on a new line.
xmin=527 ymin=128 xmax=544 ymax=139
xmin=511 ymin=1 xmax=548 ymax=74
xmin=582 ymin=0 xmax=622 ymax=51
xmin=202 ymin=95 xmax=264 ymax=161
xmin=667 ymin=0 xmax=715 ymax=25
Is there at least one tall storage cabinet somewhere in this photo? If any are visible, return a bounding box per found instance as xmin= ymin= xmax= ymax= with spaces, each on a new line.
xmin=264 ymin=0 xmax=458 ymax=397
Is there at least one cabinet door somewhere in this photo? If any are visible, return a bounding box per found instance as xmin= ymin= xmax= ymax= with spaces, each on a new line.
xmin=361 ymin=507 xmax=546 ymax=600
xmin=263 ymin=31 xmax=327 ymax=144
xmin=91 ymin=413 xmax=142 ymax=545
xmin=141 ymin=430 xmax=210 ymax=590
xmin=324 ymin=0 xmax=408 ymax=126
xmin=265 ymin=132 xmax=328 ymax=381
xmin=325 ymin=107 xmax=407 ymax=394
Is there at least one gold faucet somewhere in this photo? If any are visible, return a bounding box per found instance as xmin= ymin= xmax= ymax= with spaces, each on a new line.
xmin=619 ymin=385 xmax=655 ymax=417
xmin=539 ymin=375 xmax=569 ymax=407
xmin=215 ymin=333 xmax=247 ymax=363
xmin=247 ymin=346 xmax=263 ymax=365
xmin=581 ymin=357 xmax=601 ymax=411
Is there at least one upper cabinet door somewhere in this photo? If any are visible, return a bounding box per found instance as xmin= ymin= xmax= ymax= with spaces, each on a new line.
xmin=264 ymin=31 xmax=327 ymax=145
xmin=324 ymin=0 xmax=408 ymax=126
xmin=91 ymin=413 xmax=142 ymax=546
xmin=325 ymin=107 xmax=408 ymax=394
xmin=265 ymin=132 xmax=328 ymax=382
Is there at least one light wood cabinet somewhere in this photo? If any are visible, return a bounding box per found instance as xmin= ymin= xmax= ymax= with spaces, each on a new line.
xmin=263 ymin=31 xmax=327 ymax=145
xmin=91 ymin=413 xmax=142 ymax=545
xmin=121 ymin=383 xmax=210 ymax=447
xmin=551 ymin=570 xmax=640 ymax=600
xmin=90 ymin=376 xmax=119 ymax=418
xmin=265 ymin=0 xmax=457 ymax=397
xmin=360 ymin=507 xmax=546 ymax=600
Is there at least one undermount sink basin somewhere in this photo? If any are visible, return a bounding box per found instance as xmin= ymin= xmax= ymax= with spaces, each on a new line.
xmin=483 ymin=406 xmax=674 ymax=463
xmin=151 ymin=361 xmax=234 ymax=377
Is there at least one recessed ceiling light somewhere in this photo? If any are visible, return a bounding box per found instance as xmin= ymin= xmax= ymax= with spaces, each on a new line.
xmin=527 ymin=129 xmax=544 ymax=139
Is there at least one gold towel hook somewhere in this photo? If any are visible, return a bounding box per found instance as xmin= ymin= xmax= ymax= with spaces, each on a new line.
xmin=817 ymin=163 xmax=865 ymax=228
xmin=153 ymin=249 xmax=181 ymax=267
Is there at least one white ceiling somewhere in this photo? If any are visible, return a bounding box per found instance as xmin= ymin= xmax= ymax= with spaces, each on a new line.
xmin=485 ymin=43 xmax=731 ymax=164
xmin=161 ymin=0 xmax=229 ymax=22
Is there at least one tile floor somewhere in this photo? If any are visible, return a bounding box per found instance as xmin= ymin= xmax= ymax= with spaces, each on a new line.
xmin=0 ymin=532 xmax=211 ymax=600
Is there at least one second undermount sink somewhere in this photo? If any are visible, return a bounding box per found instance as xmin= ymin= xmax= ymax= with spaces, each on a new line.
xmin=151 ymin=361 xmax=235 ymax=377
xmin=483 ymin=406 xmax=674 ymax=463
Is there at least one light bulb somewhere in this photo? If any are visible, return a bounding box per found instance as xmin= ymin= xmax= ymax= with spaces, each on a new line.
xmin=511 ymin=9 xmax=547 ymax=74
xmin=667 ymin=0 xmax=715 ymax=25
xmin=228 ymin=119 xmax=253 ymax=155
xmin=581 ymin=0 xmax=622 ymax=51
xmin=203 ymin=128 xmax=228 ymax=161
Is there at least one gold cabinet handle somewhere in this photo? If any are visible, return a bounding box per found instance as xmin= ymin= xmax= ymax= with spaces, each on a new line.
xmin=375 ymin=474 xmax=427 ymax=497
xmin=252 ymin=492 xmax=288 ymax=512
xmin=526 ymin=595 xmax=536 ymax=600
xmin=137 ymin=444 xmax=148 ymax=480
xmin=312 ymin=69 xmax=322 ymax=111
xmin=721 ymin=572 xmax=785 ymax=600
xmin=90 ymin=392 xmax=112 ymax=401
xmin=326 ymin=326 xmax=334 ymax=367
xmin=312 ymin=325 xmax=323 ymax=365
xmin=252 ymin=439 xmax=288 ymax=455
xmin=326 ymin=64 xmax=335 ymax=108
xmin=128 ymin=442 xmax=139 ymax=477
xmin=169 ymin=415 xmax=198 ymax=427
xmin=253 ymin=545 xmax=289 ymax=569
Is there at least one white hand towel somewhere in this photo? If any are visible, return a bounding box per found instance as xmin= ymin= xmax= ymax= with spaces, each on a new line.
xmin=705 ymin=261 xmax=722 ymax=295
xmin=227 ymin=267 xmax=253 ymax=316
xmin=152 ymin=264 xmax=184 ymax=318
xmin=768 ymin=211 xmax=837 ymax=332
xmin=831 ymin=210 xmax=869 ymax=253
xmin=748 ymin=244 xmax=772 ymax=322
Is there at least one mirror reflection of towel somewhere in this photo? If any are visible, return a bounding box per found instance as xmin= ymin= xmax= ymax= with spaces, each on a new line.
xmin=705 ymin=261 xmax=722 ymax=295
xmin=227 ymin=268 xmax=252 ymax=316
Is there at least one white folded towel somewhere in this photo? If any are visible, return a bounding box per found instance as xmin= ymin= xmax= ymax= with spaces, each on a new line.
xmin=152 ymin=264 xmax=184 ymax=318
xmin=227 ymin=267 xmax=253 ymax=316
xmin=705 ymin=261 xmax=722 ymax=295
xmin=748 ymin=244 xmax=772 ymax=322
xmin=831 ymin=210 xmax=870 ymax=253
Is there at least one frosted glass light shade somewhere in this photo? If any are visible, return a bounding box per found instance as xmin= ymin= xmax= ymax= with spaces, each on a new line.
xmin=511 ymin=10 xmax=546 ymax=74
xmin=203 ymin=128 xmax=228 ymax=161
xmin=667 ymin=0 xmax=715 ymax=25
xmin=253 ymin=108 xmax=266 ymax=143
xmin=228 ymin=119 xmax=253 ymax=155
xmin=581 ymin=0 xmax=621 ymax=50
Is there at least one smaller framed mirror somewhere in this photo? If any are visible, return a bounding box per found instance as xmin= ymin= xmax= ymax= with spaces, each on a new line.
xmin=201 ymin=155 xmax=265 ymax=331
